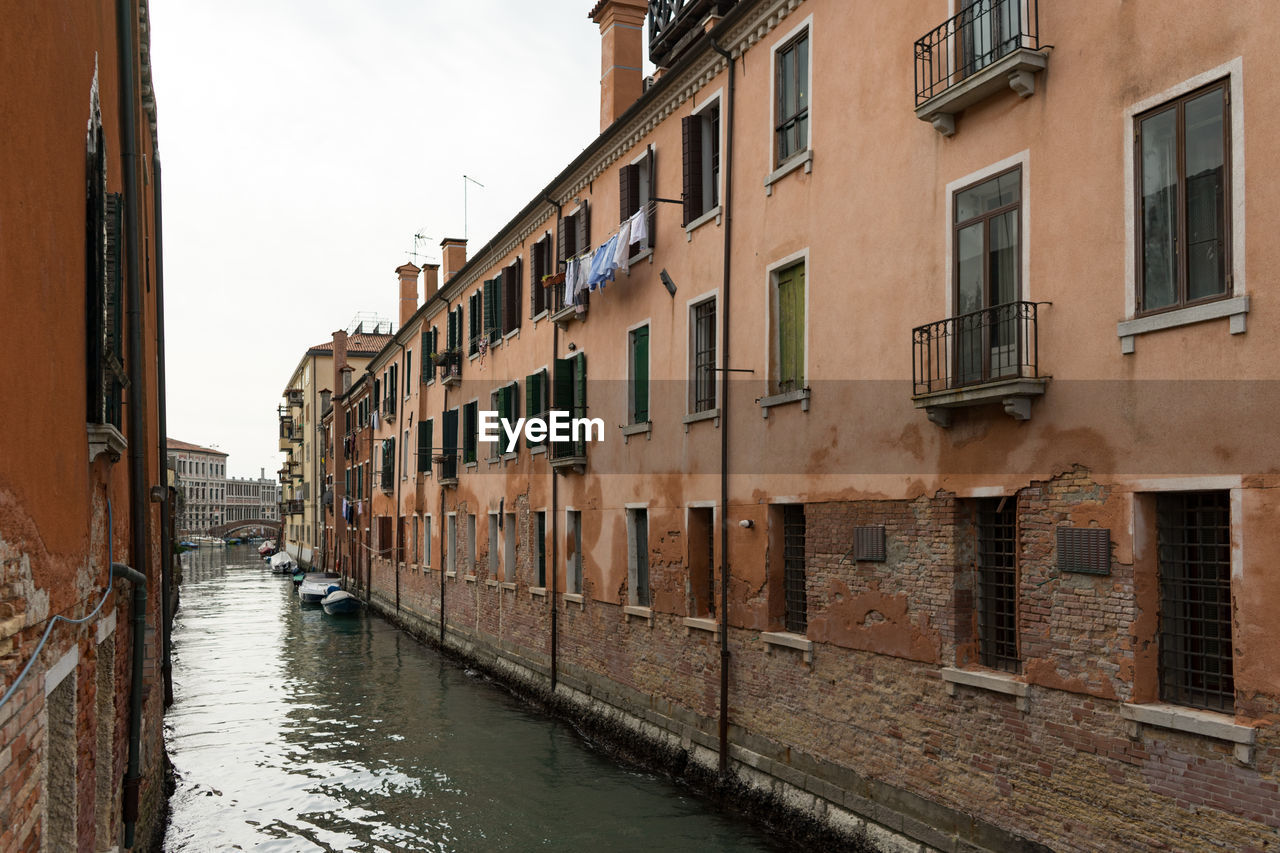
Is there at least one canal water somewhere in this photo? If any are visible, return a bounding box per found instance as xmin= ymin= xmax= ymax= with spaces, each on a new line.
xmin=165 ymin=545 xmax=786 ymax=852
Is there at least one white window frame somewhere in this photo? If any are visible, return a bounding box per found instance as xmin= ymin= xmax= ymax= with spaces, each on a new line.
xmin=763 ymin=248 xmax=811 ymax=398
xmin=686 ymin=290 xmax=719 ymax=416
xmin=625 ymin=503 xmax=650 ymax=607
xmin=686 ymin=89 xmax=725 ymax=233
xmin=944 ymin=150 xmax=1032 ymax=320
xmin=766 ymin=15 xmax=815 ymax=193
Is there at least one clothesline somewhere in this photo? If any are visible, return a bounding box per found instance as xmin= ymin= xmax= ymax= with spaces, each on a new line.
xmin=562 ymin=206 xmax=651 ymax=310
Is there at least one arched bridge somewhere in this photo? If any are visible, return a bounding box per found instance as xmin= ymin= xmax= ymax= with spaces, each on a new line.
xmin=207 ymin=519 xmax=282 ymax=539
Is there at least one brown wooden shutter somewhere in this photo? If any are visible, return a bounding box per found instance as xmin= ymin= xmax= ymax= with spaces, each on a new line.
xmin=645 ymin=147 xmax=657 ymax=251
xmin=529 ymin=246 xmax=538 ymax=317
xmin=682 ymin=115 xmax=702 ymax=227
xmin=504 ymin=261 xmax=520 ymax=333
xmin=619 ymin=164 xmax=636 ymax=222
xmin=556 ymin=216 xmax=566 ymax=263
xmin=577 ymin=200 xmax=590 ymax=252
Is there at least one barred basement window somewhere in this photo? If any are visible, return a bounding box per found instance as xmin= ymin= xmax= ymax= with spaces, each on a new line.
xmin=536 ymin=510 xmax=548 ymax=587
xmin=977 ymin=498 xmax=1019 ymax=673
xmin=1157 ymin=491 xmax=1234 ymax=712
xmin=690 ymin=298 xmax=717 ymax=413
xmin=781 ymin=504 xmax=807 ymax=633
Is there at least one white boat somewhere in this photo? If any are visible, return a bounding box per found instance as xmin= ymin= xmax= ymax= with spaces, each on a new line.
xmin=298 ymin=572 xmax=341 ymax=604
xmin=268 ymin=551 xmax=295 ymax=574
xmin=321 ymin=588 xmax=360 ymax=616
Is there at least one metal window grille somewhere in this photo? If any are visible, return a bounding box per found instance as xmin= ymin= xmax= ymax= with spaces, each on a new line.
xmin=536 ymin=512 xmax=547 ymax=587
xmin=977 ymin=499 xmax=1019 ymax=672
xmin=705 ymin=512 xmax=715 ymax=617
xmin=782 ymin=504 xmax=807 ymax=634
xmin=1157 ymin=492 xmax=1234 ymax=712
xmin=693 ymin=301 xmax=716 ymax=412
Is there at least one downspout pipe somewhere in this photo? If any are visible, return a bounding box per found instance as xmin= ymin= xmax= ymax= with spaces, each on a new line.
xmin=710 ymin=36 xmax=735 ymax=778
xmin=393 ymin=339 xmax=407 ymax=612
xmin=116 ymin=0 xmax=152 ymax=843
xmin=111 ymin=562 xmax=146 ymax=849
xmin=152 ymin=153 xmax=174 ymax=708
xmin=546 ymin=195 xmax=562 ymax=693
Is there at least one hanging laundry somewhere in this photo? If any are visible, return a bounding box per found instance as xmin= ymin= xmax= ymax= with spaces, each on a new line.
xmin=614 ymin=219 xmax=632 ymax=275
xmin=573 ymin=253 xmax=590 ymax=305
xmin=628 ymin=208 xmax=647 ymax=247
xmin=588 ymin=235 xmax=619 ymax=291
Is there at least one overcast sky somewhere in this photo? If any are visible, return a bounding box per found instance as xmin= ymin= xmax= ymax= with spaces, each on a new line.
xmin=150 ymin=0 xmax=636 ymax=479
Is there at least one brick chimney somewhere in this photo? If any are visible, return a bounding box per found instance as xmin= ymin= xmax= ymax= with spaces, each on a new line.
xmin=423 ymin=262 xmax=440 ymax=293
xmin=396 ymin=262 xmax=420 ymax=327
xmin=332 ymin=329 xmax=348 ymax=393
xmin=591 ymin=0 xmax=647 ymax=131
xmin=441 ymin=238 xmax=467 ymax=284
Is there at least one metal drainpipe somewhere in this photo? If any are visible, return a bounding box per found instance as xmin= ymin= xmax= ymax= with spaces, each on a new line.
xmin=366 ymin=368 xmax=375 ymax=600
xmin=393 ymin=340 xmax=406 ymax=612
xmin=544 ymin=196 xmax=562 ymax=693
xmin=116 ymin=0 xmax=152 ymax=842
xmin=151 ymin=152 xmax=174 ymax=708
xmin=710 ymin=36 xmax=735 ymax=778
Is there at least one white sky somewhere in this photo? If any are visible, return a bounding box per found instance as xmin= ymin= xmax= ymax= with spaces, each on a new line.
xmin=150 ymin=0 xmax=644 ymax=479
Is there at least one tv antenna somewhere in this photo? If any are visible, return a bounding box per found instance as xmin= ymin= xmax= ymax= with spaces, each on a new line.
xmin=407 ymin=230 xmax=433 ymax=264
xmin=463 ymin=174 xmax=484 ymax=240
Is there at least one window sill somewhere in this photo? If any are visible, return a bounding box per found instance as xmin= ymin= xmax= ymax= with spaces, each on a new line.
xmin=530 ymin=444 xmax=547 ymax=456
xmin=941 ymin=666 xmax=1029 ymax=711
xmin=683 ymin=616 xmax=719 ymax=638
xmin=484 ymin=579 xmax=500 ymax=588
xmin=761 ymin=630 xmax=813 ymax=663
xmin=446 ymin=570 xmax=457 ymax=579
xmin=500 ymin=581 xmax=516 ymax=592
xmin=464 ymin=461 xmax=478 ymax=470
xmin=764 ymin=150 xmax=813 ymax=196
xmin=627 ymin=247 xmax=654 ymax=269
xmin=87 ymin=423 xmax=127 ymax=463
xmin=550 ymin=304 xmax=586 ymax=326
xmin=757 ymin=387 xmax=810 ymax=418
xmin=621 ymin=421 xmax=651 ymax=442
xmin=530 ymin=586 xmax=547 ymax=598
xmin=501 ymin=452 xmax=517 ymax=462
xmin=1120 ymin=703 xmax=1256 ymax=763
xmin=503 ymin=328 xmax=520 ymax=342
xmin=464 ymin=574 xmax=476 ymax=584
xmin=684 ymin=205 xmax=722 ymax=239
xmin=623 ymin=605 xmax=653 ymax=624
xmin=1117 ymin=295 xmax=1249 ymax=354
xmin=683 ymin=408 xmax=719 ymax=430
xmin=563 ymin=592 xmax=584 ymax=610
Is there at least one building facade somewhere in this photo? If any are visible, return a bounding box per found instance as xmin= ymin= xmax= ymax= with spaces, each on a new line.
xmin=312 ymin=0 xmax=1280 ymax=849
xmin=0 ymin=1 xmax=172 ymax=849
xmin=225 ymin=471 xmax=279 ymax=525
xmin=166 ymin=438 xmax=228 ymax=535
xmin=280 ymin=324 xmax=391 ymax=567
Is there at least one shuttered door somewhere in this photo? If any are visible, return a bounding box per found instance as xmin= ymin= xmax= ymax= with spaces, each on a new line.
xmin=777 ymin=263 xmax=806 ymax=393
xmin=552 ymin=358 xmax=573 ymax=459
xmin=417 ymin=420 xmax=432 ymax=473
xmin=441 ymin=409 xmax=458 ymax=479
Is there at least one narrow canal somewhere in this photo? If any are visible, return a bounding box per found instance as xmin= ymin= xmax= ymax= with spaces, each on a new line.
xmin=165 ymin=545 xmax=786 ymax=852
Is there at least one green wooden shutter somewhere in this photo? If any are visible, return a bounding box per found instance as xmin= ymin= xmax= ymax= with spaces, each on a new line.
xmin=525 ymin=372 xmax=541 ymax=447
xmin=417 ymin=420 xmax=431 ymax=472
xmin=574 ymin=354 xmax=588 ymax=454
xmin=420 ymin=332 xmax=429 ymax=381
xmin=632 ymin=327 xmax=649 ymax=423
xmin=777 ymin=263 xmax=806 ymax=392
xmin=442 ymin=408 xmax=458 ymax=479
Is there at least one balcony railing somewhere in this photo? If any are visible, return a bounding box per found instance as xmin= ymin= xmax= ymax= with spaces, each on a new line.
xmin=381 ymin=394 xmax=396 ymax=419
xmin=437 ymin=350 xmax=462 ymax=385
xmin=283 ymin=499 xmax=304 ymax=516
xmin=435 ymin=452 xmax=458 ymax=484
xmin=913 ymin=301 xmax=1043 ymax=396
xmin=915 ymin=0 xmax=1040 ymax=105
xmin=648 ymin=0 xmax=738 ymax=68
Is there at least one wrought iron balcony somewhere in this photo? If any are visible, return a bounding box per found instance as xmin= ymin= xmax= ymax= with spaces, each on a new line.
xmin=911 ymin=301 xmax=1048 ymax=426
xmin=648 ymin=0 xmax=739 ymax=68
xmin=283 ymin=499 xmax=304 ymax=516
xmin=914 ymin=0 xmax=1045 ymax=136
xmin=381 ymin=394 xmax=396 ymax=420
xmin=437 ymin=350 xmax=462 ymax=386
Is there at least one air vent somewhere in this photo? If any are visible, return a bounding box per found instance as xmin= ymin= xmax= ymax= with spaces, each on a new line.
xmin=1057 ymin=527 xmax=1110 ymax=575
xmin=853 ymin=526 xmax=887 ymax=562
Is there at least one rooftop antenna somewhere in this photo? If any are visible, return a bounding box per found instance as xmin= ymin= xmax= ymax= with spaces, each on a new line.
xmin=463 ymin=174 xmax=484 ymax=240
xmin=407 ymin=230 xmax=433 ymax=264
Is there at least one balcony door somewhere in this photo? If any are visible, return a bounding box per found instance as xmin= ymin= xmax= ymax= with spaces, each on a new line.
xmin=954 ymin=167 xmax=1021 ymax=386
xmin=960 ymin=0 xmax=1021 ymax=78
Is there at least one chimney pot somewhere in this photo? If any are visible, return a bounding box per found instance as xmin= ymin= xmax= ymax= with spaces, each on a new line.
xmin=440 ymin=238 xmax=467 ymax=284
xmin=396 ymin=262 xmax=421 ymax=328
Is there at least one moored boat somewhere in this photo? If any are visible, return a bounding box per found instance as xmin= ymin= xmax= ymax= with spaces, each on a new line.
xmin=321 ymin=587 xmax=360 ymax=616
xmin=268 ymin=551 xmax=295 ymax=574
xmin=298 ymin=572 xmax=341 ymax=604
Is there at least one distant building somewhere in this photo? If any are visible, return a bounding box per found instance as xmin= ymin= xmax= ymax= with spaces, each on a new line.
xmin=166 ymin=438 xmax=228 ymax=534
xmin=225 ymin=469 xmax=280 ymax=525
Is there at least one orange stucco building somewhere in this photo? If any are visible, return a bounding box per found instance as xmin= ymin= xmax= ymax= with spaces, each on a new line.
xmin=303 ymin=0 xmax=1280 ymax=848
xmin=0 ymin=1 xmax=172 ymax=850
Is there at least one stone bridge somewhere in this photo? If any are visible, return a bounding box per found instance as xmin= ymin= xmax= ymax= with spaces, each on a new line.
xmin=207 ymin=518 xmax=282 ymax=539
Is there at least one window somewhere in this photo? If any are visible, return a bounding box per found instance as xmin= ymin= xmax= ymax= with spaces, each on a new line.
xmin=525 ymin=369 xmax=550 ymax=448
xmin=466 ymin=513 xmax=477 ymax=575
xmin=688 ymin=507 xmax=715 ymax=617
xmin=690 ymin=297 xmax=717 ymax=413
xmin=1136 ymin=81 xmax=1230 ymax=314
xmin=482 ymin=276 xmax=504 ymax=344
xmin=566 ymin=510 xmax=582 ymax=594
xmin=488 ymin=513 xmax=500 ymax=576
xmin=619 ymin=148 xmax=656 ymax=256
xmin=628 ymin=325 xmax=649 ymax=424
xmin=402 ymin=428 xmax=410 ymax=478
xmin=405 ymin=351 xmax=412 ymax=398
xmin=421 ymin=328 xmax=438 ymax=384
xmin=492 ymin=383 xmax=519 ymax=456
xmin=411 ymin=515 xmax=419 ymax=565
xmin=530 ymin=234 xmax=553 ymax=317
xmin=771 ymin=260 xmax=806 ymax=394
xmin=775 ymin=29 xmax=809 ymax=166
xmin=551 ymin=353 xmax=588 ymax=459
xmin=424 ymin=515 xmax=432 ymax=567
xmin=782 ymin=504 xmax=807 ymax=633
xmin=557 ymin=201 xmax=591 ymax=271
xmin=626 ymin=508 xmax=649 ymax=607
xmin=417 ymin=418 xmax=433 ymax=475
xmin=1157 ymin=491 xmax=1233 ymax=712
xmin=958 ymin=0 xmax=1022 ymax=78
xmin=504 ymin=512 xmax=517 ymax=583
xmin=462 ymin=402 xmax=478 ymax=465
xmin=954 ymin=167 xmax=1021 ymax=385
xmin=447 ymin=515 xmax=457 ymax=573
xmin=468 ymin=291 xmax=483 ymax=355
xmin=441 ymin=408 xmax=459 ymax=479
xmin=503 ymin=260 xmax=522 ymax=335
xmin=682 ymin=100 xmax=720 ymax=225
xmin=378 ymin=516 xmax=393 ymax=558
xmin=535 ymin=511 xmax=547 ymax=587
xmin=977 ymin=498 xmax=1018 ymax=672
xmin=380 ymin=437 xmax=395 ymax=491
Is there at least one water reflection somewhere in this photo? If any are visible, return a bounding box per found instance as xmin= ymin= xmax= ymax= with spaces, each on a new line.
xmin=165 ymin=545 xmax=782 ymax=852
